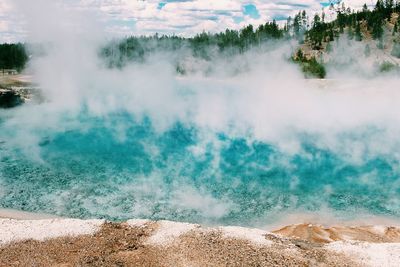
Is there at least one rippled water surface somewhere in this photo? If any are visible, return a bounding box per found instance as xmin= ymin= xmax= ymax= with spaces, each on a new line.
xmin=1 ymin=108 xmax=399 ymax=226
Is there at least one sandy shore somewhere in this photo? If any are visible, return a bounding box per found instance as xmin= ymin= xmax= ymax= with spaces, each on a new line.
xmin=0 ymin=209 xmax=400 ymax=266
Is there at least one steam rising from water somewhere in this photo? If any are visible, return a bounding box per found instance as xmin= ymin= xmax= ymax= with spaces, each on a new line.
xmin=1 ymin=0 xmax=400 ymax=226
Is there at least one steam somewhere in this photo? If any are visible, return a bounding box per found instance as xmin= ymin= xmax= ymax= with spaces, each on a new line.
xmin=1 ymin=0 xmax=400 ymax=226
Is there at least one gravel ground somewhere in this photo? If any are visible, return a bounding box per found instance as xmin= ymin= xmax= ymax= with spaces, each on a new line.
xmin=0 ymin=219 xmax=378 ymax=267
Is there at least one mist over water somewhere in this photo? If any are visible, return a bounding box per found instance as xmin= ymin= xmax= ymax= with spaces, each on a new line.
xmin=1 ymin=0 xmax=400 ymax=227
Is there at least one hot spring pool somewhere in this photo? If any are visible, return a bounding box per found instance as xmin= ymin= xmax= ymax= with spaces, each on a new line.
xmin=1 ymin=108 xmax=399 ymax=227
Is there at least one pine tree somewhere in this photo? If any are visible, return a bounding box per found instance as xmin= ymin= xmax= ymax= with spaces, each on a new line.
xmin=329 ymin=29 xmax=334 ymax=42
xmin=296 ymin=49 xmax=304 ymax=60
xmin=363 ymin=4 xmax=368 ymax=12
xmin=375 ymin=0 xmax=384 ymax=12
xmin=355 ymin=22 xmax=363 ymax=41
xmin=293 ymin=12 xmax=301 ymax=38
xmin=372 ymin=21 xmax=384 ymax=40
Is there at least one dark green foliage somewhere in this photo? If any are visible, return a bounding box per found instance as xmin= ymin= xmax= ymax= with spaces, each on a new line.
xmin=372 ymin=18 xmax=384 ymax=40
xmin=101 ymin=20 xmax=286 ymax=68
xmin=302 ymin=57 xmax=326 ymax=78
xmin=307 ymin=13 xmax=331 ymax=49
xmin=363 ymin=4 xmax=369 ymax=13
xmin=2 ymin=0 xmax=396 ymax=79
xmin=292 ymin=50 xmax=326 ymax=78
xmin=0 ymin=43 xmax=28 ymax=72
xmin=293 ymin=10 xmax=308 ymax=40
xmin=355 ymin=22 xmax=363 ymax=41
xmin=99 ymin=0 xmax=400 ymax=78
xmin=192 ymin=20 xmax=284 ymax=52
xmin=101 ymin=35 xmax=186 ymax=68
xmin=303 ymin=0 xmax=400 ymax=50
xmin=296 ymin=49 xmax=304 ymax=59
xmin=379 ymin=61 xmax=399 ymax=72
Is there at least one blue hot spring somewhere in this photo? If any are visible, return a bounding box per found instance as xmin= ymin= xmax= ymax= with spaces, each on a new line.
xmin=0 ymin=92 xmax=400 ymax=227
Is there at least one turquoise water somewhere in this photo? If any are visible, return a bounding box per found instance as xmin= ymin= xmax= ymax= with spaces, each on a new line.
xmin=0 ymin=109 xmax=400 ymax=226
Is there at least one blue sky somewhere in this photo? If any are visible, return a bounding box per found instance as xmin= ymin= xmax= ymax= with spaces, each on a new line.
xmin=243 ymin=4 xmax=261 ymax=19
xmin=0 ymin=0 xmax=368 ymax=42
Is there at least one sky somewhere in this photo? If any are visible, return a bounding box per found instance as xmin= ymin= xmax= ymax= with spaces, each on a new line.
xmin=0 ymin=0 xmax=373 ymax=43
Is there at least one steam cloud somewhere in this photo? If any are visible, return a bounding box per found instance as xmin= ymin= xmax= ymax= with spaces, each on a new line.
xmin=1 ymin=0 xmax=400 ymax=226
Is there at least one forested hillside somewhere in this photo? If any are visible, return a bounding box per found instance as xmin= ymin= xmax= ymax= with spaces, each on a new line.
xmin=101 ymin=20 xmax=285 ymax=68
xmin=2 ymin=0 xmax=400 ymax=78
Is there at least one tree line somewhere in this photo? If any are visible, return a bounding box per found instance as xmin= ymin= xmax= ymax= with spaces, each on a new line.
xmin=0 ymin=43 xmax=28 ymax=72
xmin=2 ymin=0 xmax=400 ymax=77
xmin=101 ymin=20 xmax=285 ymax=68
